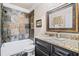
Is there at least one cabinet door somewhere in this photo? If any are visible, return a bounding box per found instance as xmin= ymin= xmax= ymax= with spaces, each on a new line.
xmin=51 ymin=45 xmax=79 ymax=56
xmin=35 ymin=38 xmax=51 ymax=50
xmin=35 ymin=38 xmax=51 ymax=56
xmin=35 ymin=47 xmax=47 ymax=56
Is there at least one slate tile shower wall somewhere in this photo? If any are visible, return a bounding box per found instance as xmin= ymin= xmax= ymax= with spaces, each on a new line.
xmin=1 ymin=5 xmax=29 ymax=43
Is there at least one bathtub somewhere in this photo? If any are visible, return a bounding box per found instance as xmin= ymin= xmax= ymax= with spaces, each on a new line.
xmin=1 ymin=39 xmax=35 ymax=56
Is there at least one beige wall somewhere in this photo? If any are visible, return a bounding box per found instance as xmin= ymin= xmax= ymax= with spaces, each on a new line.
xmin=34 ymin=3 xmax=64 ymax=37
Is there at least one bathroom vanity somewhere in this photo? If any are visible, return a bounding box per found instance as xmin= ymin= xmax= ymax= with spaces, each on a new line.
xmin=35 ymin=37 xmax=79 ymax=56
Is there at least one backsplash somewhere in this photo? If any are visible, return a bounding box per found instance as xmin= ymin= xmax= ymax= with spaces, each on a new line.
xmin=45 ymin=32 xmax=79 ymax=40
xmin=59 ymin=33 xmax=79 ymax=40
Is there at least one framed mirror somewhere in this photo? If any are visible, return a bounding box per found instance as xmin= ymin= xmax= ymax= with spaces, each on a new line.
xmin=46 ymin=3 xmax=79 ymax=32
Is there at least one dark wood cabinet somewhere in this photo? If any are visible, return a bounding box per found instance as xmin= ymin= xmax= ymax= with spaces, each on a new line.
xmin=35 ymin=46 xmax=48 ymax=56
xmin=35 ymin=38 xmax=79 ymax=56
xmin=51 ymin=45 xmax=78 ymax=56
xmin=35 ymin=38 xmax=51 ymax=56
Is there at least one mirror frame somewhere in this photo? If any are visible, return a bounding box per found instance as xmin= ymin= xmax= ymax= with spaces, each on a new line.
xmin=46 ymin=3 xmax=79 ymax=32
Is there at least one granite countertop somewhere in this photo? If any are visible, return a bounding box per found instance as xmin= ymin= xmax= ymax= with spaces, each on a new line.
xmin=35 ymin=36 xmax=79 ymax=53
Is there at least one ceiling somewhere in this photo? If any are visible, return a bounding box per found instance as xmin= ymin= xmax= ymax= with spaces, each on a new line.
xmin=3 ymin=3 xmax=63 ymax=13
xmin=12 ymin=3 xmax=39 ymax=11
